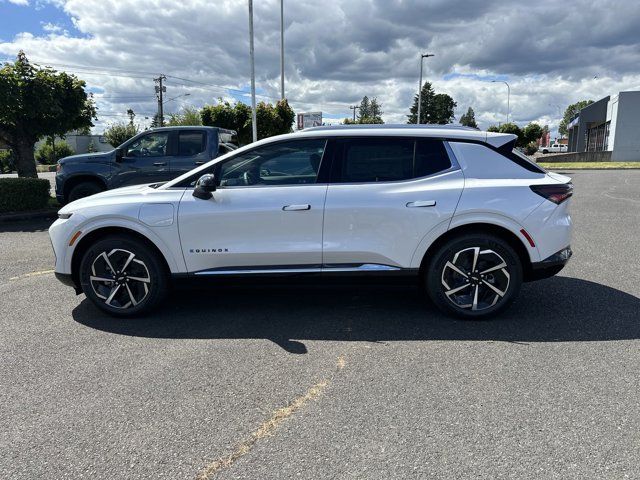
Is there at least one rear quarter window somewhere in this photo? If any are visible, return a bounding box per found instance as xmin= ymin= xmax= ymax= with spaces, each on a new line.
xmin=448 ymin=142 xmax=544 ymax=179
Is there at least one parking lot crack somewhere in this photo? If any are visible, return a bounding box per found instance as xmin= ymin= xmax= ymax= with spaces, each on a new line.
xmin=195 ymin=355 xmax=348 ymax=479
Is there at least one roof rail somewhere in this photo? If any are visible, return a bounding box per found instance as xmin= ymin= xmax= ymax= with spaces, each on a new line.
xmin=304 ymin=123 xmax=480 ymax=132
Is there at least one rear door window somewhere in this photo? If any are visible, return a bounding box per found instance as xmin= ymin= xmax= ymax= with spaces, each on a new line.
xmin=414 ymin=138 xmax=452 ymax=177
xmin=331 ymin=137 xmax=451 ymax=183
xmin=178 ymin=131 xmax=206 ymax=156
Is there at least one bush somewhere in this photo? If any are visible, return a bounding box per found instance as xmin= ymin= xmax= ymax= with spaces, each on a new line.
xmin=104 ymin=122 xmax=139 ymax=147
xmin=525 ymin=142 xmax=538 ymax=155
xmin=0 ymin=178 xmax=51 ymax=213
xmin=35 ymin=141 xmax=75 ymax=165
xmin=0 ymin=149 xmax=15 ymax=173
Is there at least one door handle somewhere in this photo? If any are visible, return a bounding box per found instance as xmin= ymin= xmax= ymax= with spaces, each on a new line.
xmin=282 ymin=204 xmax=311 ymax=211
xmin=195 ymin=161 xmax=205 ymax=165
xmin=153 ymin=162 xmax=167 ymax=166
xmin=406 ymin=200 xmax=436 ymax=208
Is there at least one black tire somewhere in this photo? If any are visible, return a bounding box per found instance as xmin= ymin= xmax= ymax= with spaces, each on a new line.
xmin=542 ymin=149 xmax=549 ymax=154
xmin=425 ymin=234 xmax=523 ymax=319
xmin=68 ymin=181 xmax=104 ymax=203
xmin=79 ymin=235 xmax=168 ymax=317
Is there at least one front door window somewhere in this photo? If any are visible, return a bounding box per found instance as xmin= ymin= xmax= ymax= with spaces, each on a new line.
xmin=126 ymin=132 xmax=169 ymax=158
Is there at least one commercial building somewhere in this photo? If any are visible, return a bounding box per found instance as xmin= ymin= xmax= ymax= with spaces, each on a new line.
xmin=567 ymin=91 xmax=640 ymax=161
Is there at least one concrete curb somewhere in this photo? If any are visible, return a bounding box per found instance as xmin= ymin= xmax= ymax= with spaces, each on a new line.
xmin=0 ymin=208 xmax=58 ymax=223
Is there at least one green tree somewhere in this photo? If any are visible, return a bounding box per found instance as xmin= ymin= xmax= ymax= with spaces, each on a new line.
xmin=558 ymin=100 xmax=593 ymax=136
xmin=0 ymin=51 xmax=96 ymax=177
xmin=488 ymin=123 xmax=526 ymax=147
xmin=459 ymin=107 xmax=478 ymax=128
xmin=487 ymin=122 xmax=543 ymax=148
xmin=104 ymin=122 xmax=139 ymax=147
xmin=202 ymin=99 xmax=251 ymax=144
xmin=167 ymin=107 xmax=203 ymax=126
xmin=523 ymin=122 xmax=543 ymax=145
xmin=202 ymin=99 xmax=294 ymax=145
xmin=35 ymin=140 xmax=74 ymax=165
xmin=356 ymin=96 xmax=384 ymax=124
xmin=407 ymin=82 xmax=457 ymax=124
xmin=0 ymin=149 xmax=15 ymax=173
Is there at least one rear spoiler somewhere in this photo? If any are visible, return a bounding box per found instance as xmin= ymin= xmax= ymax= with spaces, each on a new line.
xmin=485 ymin=133 xmax=545 ymax=173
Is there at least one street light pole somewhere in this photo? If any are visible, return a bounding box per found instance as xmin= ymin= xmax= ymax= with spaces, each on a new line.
xmin=416 ymin=53 xmax=434 ymax=124
xmin=493 ymin=80 xmax=510 ymax=124
xmin=248 ymin=0 xmax=257 ymax=143
xmin=280 ymin=0 xmax=285 ymax=100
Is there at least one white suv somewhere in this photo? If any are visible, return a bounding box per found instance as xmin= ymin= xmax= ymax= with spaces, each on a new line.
xmin=49 ymin=125 xmax=573 ymax=319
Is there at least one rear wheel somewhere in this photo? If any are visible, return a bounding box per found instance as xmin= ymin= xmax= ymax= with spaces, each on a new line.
xmin=79 ymin=235 xmax=168 ymax=317
xmin=425 ymin=234 xmax=523 ymax=319
xmin=68 ymin=181 xmax=104 ymax=203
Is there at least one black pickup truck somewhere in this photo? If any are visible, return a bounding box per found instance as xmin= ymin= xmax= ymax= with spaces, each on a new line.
xmin=55 ymin=126 xmax=236 ymax=204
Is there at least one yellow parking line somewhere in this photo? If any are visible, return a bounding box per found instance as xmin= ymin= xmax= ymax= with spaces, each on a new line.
xmin=9 ymin=270 xmax=55 ymax=281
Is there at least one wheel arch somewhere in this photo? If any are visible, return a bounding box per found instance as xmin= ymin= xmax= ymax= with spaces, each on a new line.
xmin=63 ymin=175 xmax=107 ymax=202
xmin=418 ymin=222 xmax=537 ymax=281
xmin=70 ymin=226 xmax=172 ymax=289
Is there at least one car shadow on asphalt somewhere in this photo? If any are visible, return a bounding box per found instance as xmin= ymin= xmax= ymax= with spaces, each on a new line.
xmin=72 ymin=276 xmax=640 ymax=354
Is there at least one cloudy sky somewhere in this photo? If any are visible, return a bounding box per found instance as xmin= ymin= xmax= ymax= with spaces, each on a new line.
xmin=2 ymin=0 xmax=640 ymax=135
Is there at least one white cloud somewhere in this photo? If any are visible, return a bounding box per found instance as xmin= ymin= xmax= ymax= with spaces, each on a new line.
xmin=41 ymin=22 xmax=63 ymax=33
xmin=5 ymin=0 xmax=29 ymax=5
xmin=1 ymin=0 xmax=639 ymax=135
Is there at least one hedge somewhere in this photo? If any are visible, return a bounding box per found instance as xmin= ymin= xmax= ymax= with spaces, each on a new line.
xmin=0 ymin=178 xmax=51 ymax=213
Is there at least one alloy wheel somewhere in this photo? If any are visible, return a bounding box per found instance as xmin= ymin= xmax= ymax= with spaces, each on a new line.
xmin=89 ymin=248 xmax=151 ymax=309
xmin=441 ymin=247 xmax=510 ymax=311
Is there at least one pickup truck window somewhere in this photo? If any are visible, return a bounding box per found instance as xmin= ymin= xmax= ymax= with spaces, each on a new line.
xmin=178 ymin=132 xmax=206 ymax=156
xmin=126 ymin=132 xmax=169 ymax=157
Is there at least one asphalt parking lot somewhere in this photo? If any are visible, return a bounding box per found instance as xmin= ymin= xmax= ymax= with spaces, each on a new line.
xmin=1 ymin=170 xmax=639 ymax=479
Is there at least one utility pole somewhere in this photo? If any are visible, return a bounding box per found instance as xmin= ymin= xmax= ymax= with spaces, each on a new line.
xmin=154 ymin=75 xmax=166 ymax=127
xmin=349 ymin=105 xmax=360 ymax=122
xmin=280 ymin=0 xmax=285 ymax=100
xmin=417 ymin=53 xmax=434 ymax=124
xmin=248 ymin=0 xmax=257 ymax=143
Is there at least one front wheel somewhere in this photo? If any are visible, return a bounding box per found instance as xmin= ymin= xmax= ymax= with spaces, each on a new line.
xmin=79 ymin=235 xmax=168 ymax=317
xmin=68 ymin=181 xmax=104 ymax=203
xmin=425 ymin=234 xmax=523 ymax=319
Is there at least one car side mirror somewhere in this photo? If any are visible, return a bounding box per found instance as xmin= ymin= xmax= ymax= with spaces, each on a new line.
xmin=193 ymin=173 xmax=217 ymax=200
xmin=115 ymin=147 xmax=125 ymax=162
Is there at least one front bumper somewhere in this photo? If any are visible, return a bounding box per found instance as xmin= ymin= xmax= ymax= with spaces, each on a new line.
xmin=55 ymin=272 xmax=82 ymax=294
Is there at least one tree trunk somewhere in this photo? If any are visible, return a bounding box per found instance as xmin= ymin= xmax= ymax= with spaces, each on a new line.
xmin=14 ymin=140 xmax=38 ymax=178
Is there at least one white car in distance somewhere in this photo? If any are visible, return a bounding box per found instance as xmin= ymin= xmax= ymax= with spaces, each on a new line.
xmin=49 ymin=125 xmax=573 ymax=319
xmin=541 ymin=143 xmax=568 ymax=154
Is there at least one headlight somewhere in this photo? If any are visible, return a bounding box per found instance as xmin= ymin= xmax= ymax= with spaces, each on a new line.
xmin=58 ymin=212 xmax=73 ymax=219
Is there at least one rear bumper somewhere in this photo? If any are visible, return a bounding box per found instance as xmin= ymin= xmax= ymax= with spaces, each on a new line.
xmin=527 ymin=246 xmax=572 ymax=281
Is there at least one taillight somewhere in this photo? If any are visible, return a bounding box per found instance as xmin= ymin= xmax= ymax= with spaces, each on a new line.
xmin=530 ymin=183 xmax=573 ymax=204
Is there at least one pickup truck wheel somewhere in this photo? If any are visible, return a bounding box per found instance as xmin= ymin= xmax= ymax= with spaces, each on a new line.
xmin=79 ymin=235 xmax=168 ymax=317
xmin=542 ymin=149 xmax=549 ymax=154
xmin=425 ymin=234 xmax=523 ymax=319
xmin=68 ymin=181 xmax=104 ymax=203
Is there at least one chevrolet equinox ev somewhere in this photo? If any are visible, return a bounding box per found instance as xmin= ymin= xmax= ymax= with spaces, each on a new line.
xmin=49 ymin=125 xmax=573 ymax=319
